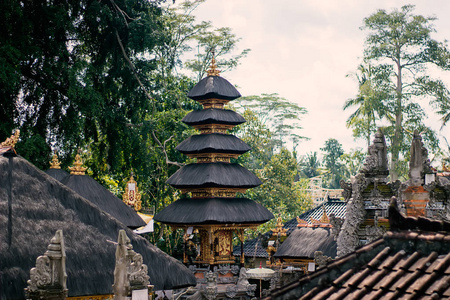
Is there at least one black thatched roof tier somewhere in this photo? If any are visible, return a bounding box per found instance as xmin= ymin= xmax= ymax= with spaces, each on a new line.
xmin=274 ymin=227 xmax=337 ymax=259
xmin=0 ymin=155 xmax=196 ymax=299
xmin=182 ymin=108 xmax=245 ymax=126
xmin=187 ymin=75 xmax=241 ymax=101
xmin=176 ymin=134 xmax=250 ymax=155
xmin=167 ymin=163 xmax=262 ymax=189
xmin=61 ymin=174 xmax=145 ymax=229
xmin=45 ymin=168 xmax=69 ymax=182
xmin=154 ymin=197 xmax=273 ymax=225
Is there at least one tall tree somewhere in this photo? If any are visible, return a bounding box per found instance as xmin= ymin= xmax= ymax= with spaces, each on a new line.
xmin=344 ymin=63 xmax=390 ymax=147
xmin=245 ymin=148 xmax=312 ymax=220
xmin=321 ymin=138 xmax=345 ymax=189
xmin=361 ymin=5 xmax=450 ymax=180
xmin=299 ymin=152 xmax=321 ymax=178
xmin=233 ymin=93 xmax=308 ymax=150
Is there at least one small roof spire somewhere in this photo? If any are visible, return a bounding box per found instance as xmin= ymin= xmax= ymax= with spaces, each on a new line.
xmin=272 ymin=215 xmax=287 ymax=237
xmin=206 ymin=49 xmax=220 ymax=77
xmin=49 ymin=151 xmax=62 ymax=169
xmin=68 ymin=150 xmax=87 ymax=175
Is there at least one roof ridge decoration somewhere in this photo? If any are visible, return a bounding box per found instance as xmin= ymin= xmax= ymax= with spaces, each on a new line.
xmin=206 ymin=50 xmax=220 ymax=77
xmin=1 ymin=129 xmax=20 ymax=148
xmin=296 ymin=217 xmax=308 ymax=227
xmin=311 ymin=206 xmax=330 ymax=224
xmin=123 ymin=172 xmax=142 ymax=211
xmin=49 ymin=151 xmax=61 ymax=169
xmin=68 ymin=153 xmax=87 ymax=175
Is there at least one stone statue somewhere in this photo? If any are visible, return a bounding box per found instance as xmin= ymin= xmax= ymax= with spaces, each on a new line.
xmin=314 ymin=251 xmax=332 ymax=268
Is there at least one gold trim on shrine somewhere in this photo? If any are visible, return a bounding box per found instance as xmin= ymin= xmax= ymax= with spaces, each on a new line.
xmin=272 ymin=216 xmax=287 ymax=237
xmin=198 ymin=99 xmax=230 ymax=109
xmin=122 ymin=174 xmax=142 ymax=211
xmin=186 ymin=187 xmax=247 ymax=198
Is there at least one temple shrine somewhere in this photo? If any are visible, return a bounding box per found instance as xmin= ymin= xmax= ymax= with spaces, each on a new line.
xmin=154 ymin=56 xmax=273 ymax=266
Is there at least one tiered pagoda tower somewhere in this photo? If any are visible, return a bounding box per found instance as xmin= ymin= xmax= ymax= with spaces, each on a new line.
xmin=154 ymin=57 xmax=273 ymax=265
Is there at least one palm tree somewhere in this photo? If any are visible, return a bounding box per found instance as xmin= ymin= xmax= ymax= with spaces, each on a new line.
xmin=299 ymin=152 xmax=321 ymax=178
xmin=344 ymin=63 xmax=389 ymax=148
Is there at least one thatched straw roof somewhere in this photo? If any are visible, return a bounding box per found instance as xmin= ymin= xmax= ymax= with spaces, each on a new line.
xmin=182 ymin=108 xmax=246 ymax=126
xmin=176 ymin=134 xmax=250 ymax=155
xmin=154 ymin=197 xmax=274 ymax=225
xmin=0 ymin=155 xmax=196 ymax=299
xmin=274 ymin=227 xmax=337 ymax=259
xmin=61 ymin=174 xmax=145 ymax=229
xmin=45 ymin=168 xmax=69 ymax=182
xmin=187 ymin=75 xmax=241 ymax=101
xmin=167 ymin=163 xmax=262 ymax=189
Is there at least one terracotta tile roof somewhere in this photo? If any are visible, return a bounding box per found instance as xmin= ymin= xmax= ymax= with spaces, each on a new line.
xmin=267 ymin=200 xmax=450 ymax=300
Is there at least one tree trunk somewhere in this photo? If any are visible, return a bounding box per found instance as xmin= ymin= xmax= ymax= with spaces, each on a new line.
xmin=390 ymin=56 xmax=403 ymax=181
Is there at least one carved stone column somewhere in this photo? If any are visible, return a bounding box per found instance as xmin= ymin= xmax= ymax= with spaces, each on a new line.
xmin=113 ymin=230 xmax=150 ymax=300
xmin=25 ymin=230 xmax=68 ymax=300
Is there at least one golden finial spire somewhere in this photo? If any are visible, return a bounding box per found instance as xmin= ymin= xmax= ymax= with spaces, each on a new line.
xmin=49 ymin=151 xmax=61 ymax=169
xmin=1 ymin=129 xmax=20 ymax=148
xmin=311 ymin=205 xmax=329 ymax=224
xmin=206 ymin=49 xmax=220 ymax=77
xmin=272 ymin=215 xmax=287 ymax=237
xmin=122 ymin=171 xmax=142 ymax=211
xmin=68 ymin=151 xmax=87 ymax=175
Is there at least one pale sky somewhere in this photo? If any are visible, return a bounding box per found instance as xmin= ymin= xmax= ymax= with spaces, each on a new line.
xmin=189 ymin=0 xmax=450 ymax=160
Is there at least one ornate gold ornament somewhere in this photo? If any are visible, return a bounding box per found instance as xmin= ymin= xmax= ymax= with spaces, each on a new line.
xmin=188 ymin=187 xmax=246 ymax=198
xmin=311 ymin=206 xmax=329 ymax=224
xmin=68 ymin=154 xmax=87 ymax=175
xmin=122 ymin=174 xmax=142 ymax=211
xmin=272 ymin=216 xmax=287 ymax=237
xmin=296 ymin=217 xmax=308 ymax=226
xmin=49 ymin=152 xmax=61 ymax=169
xmin=442 ymin=162 xmax=450 ymax=172
xmin=1 ymin=129 xmax=20 ymax=148
xmin=194 ymin=123 xmax=234 ymax=134
xmin=206 ymin=51 xmax=220 ymax=77
xmin=198 ymin=98 xmax=230 ymax=109
xmin=189 ymin=152 xmax=239 ymax=163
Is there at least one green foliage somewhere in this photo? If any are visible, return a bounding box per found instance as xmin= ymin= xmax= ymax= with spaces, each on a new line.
xmin=320 ymin=139 xmax=346 ymax=189
xmin=340 ymin=148 xmax=365 ymax=178
xmin=234 ymin=93 xmax=308 ymax=150
xmin=232 ymin=109 xmax=273 ymax=170
xmin=344 ymin=63 xmax=391 ymax=147
xmin=244 ymin=148 xmax=312 ymax=222
xmin=155 ymin=0 xmax=250 ymax=81
xmin=354 ymin=4 xmax=450 ymax=180
xmin=298 ymin=152 xmax=322 ymax=178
